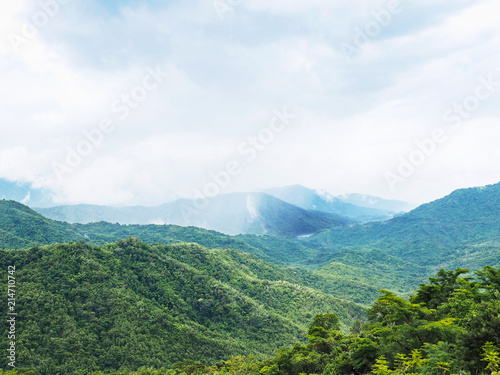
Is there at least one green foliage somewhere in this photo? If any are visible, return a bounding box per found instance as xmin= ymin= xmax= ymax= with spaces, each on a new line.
xmin=0 ymin=200 xmax=84 ymax=249
xmin=310 ymin=313 xmax=340 ymax=332
xmin=0 ymin=239 xmax=363 ymax=374
xmin=411 ymin=269 xmax=473 ymax=309
xmin=1 ymin=266 xmax=496 ymax=374
xmin=482 ymin=342 xmax=500 ymax=375
xmin=303 ymin=183 xmax=500 ymax=270
xmin=371 ymin=356 xmax=391 ymax=375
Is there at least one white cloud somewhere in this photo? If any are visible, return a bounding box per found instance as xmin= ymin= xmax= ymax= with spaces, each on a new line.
xmin=0 ymin=0 xmax=498 ymax=206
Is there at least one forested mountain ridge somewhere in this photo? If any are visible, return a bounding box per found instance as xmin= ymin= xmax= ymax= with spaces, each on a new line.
xmin=0 ymin=200 xmax=319 ymax=266
xmin=0 ymin=200 xmax=423 ymax=304
xmin=0 ymin=239 xmax=364 ymax=374
xmin=99 ymin=266 xmax=499 ymax=375
xmin=304 ymin=182 xmax=500 ymax=268
xmin=0 ymin=200 xmax=85 ymax=249
xmin=0 ymin=199 xmax=383 ymax=304
xmin=2 ymin=181 xmax=500 ymax=303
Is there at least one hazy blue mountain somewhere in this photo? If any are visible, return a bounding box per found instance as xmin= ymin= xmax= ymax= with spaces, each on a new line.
xmin=263 ymin=185 xmax=397 ymax=223
xmin=336 ymin=193 xmax=417 ymax=212
xmin=35 ymin=192 xmax=352 ymax=236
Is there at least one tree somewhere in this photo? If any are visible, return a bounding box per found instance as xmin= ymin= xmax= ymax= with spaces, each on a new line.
xmin=411 ymin=269 xmax=472 ymax=309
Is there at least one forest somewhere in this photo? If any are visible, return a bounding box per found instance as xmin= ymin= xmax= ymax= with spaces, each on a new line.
xmin=1 ymin=257 xmax=499 ymax=374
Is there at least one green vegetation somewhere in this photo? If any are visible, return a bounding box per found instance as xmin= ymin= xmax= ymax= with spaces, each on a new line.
xmin=0 ymin=200 xmax=317 ymax=266
xmin=314 ymin=249 xmax=428 ymax=298
xmin=0 ymin=239 xmax=363 ymax=374
xmin=303 ymin=183 xmax=500 ymax=269
xmin=81 ymin=267 xmax=500 ymax=375
xmin=0 ymin=200 xmax=83 ymax=249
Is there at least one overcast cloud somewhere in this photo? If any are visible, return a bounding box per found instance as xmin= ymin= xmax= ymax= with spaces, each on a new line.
xmin=0 ymin=0 xmax=499 ymax=206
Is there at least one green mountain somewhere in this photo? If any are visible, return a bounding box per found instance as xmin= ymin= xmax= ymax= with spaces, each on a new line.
xmin=303 ymin=182 xmax=500 ymax=268
xmin=1 ymin=182 xmax=500 ymax=374
xmin=0 ymin=200 xmax=84 ymax=249
xmin=0 ymin=199 xmax=309 ymax=265
xmin=0 ymin=200 xmax=382 ymax=304
xmin=2 ymin=179 xmax=500 ymax=305
xmin=0 ymin=239 xmax=364 ymax=374
xmin=147 ymin=266 xmax=500 ymax=375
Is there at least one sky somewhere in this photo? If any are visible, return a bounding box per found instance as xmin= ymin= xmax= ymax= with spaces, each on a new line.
xmin=0 ymin=0 xmax=499 ymax=206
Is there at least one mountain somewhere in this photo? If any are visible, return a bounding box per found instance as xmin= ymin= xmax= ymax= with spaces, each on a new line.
xmin=0 ymin=199 xmax=314 ymax=264
xmin=336 ymin=193 xmax=417 ymax=212
xmin=0 ymin=200 xmax=85 ymax=249
xmin=0 ymin=200 xmax=384 ymax=306
xmin=0 ymin=238 xmax=364 ymax=374
xmin=35 ymin=192 xmax=353 ymax=237
xmin=303 ymin=182 xmax=500 ymax=268
xmin=3 ymin=181 xmax=500 ymax=305
xmin=263 ymin=185 xmax=400 ymax=223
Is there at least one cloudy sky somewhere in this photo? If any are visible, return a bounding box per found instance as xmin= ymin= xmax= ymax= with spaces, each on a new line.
xmin=0 ymin=0 xmax=499 ymax=206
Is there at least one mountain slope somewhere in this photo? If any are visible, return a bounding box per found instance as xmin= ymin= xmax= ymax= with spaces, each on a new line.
xmin=0 ymin=199 xmax=389 ymax=305
xmin=314 ymin=249 xmax=428 ymax=297
xmin=1 ymin=199 xmax=330 ymax=266
xmin=0 ymin=200 xmax=84 ymax=248
xmin=0 ymin=239 xmax=364 ymax=374
xmin=264 ymin=185 xmax=397 ymax=223
xmin=304 ymin=182 xmax=500 ymax=267
xmin=35 ymin=193 xmax=352 ymax=236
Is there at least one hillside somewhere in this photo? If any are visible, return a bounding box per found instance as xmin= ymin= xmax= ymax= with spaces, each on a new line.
xmin=3 ymin=180 xmax=500 ymax=302
xmin=0 ymin=199 xmax=317 ymax=265
xmin=0 ymin=200 xmax=382 ymax=304
xmin=0 ymin=200 xmax=84 ymax=249
xmin=304 ymin=182 xmax=500 ymax=268
xmin=0 ymin=239 xmax=364 ymax=374
xmin=35 ymin=193 xmax=352 ymax=236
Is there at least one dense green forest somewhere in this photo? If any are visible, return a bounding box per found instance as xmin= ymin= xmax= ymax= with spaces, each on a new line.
xmin=94 ymin=266 xmax=500 ymax=375
xmin=2 ymin=265 xmax=499 ymax=374
xmin=0 ymin=239 xmax=364 ymax=374
xmin=0 ymin=200 xmax=428 ymax=304
xmin=304 ymin=184 xmax=500 ymax=269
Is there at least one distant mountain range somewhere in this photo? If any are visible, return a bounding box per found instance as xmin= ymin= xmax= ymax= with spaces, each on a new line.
xmin=335 ymin=192 xmax=417 ymax=212
xmin=27 ymin=185 xmax=414 ymax=236
xmin=263 ymin=185 xmax=415 ymax=222
xmin=34 ymin=192 xmax=352 ymax=237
